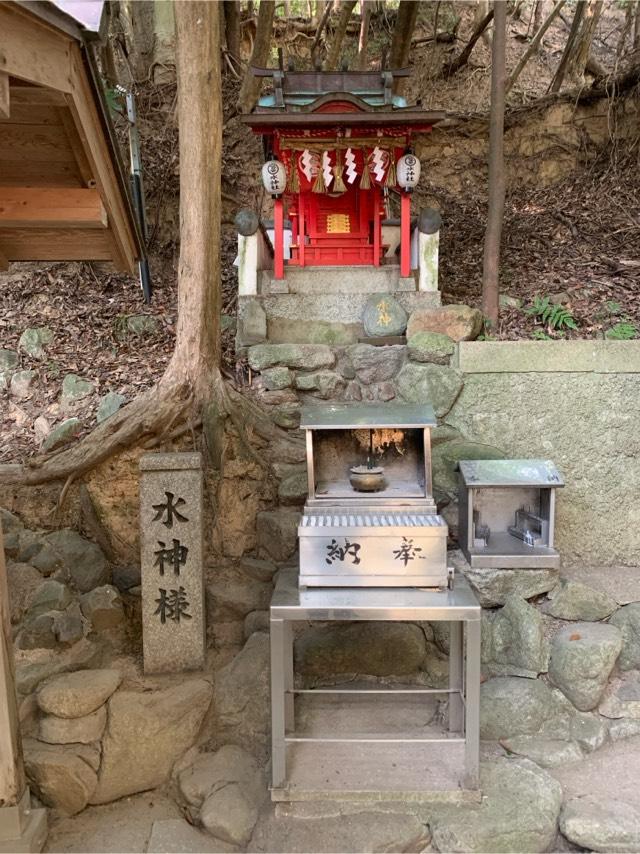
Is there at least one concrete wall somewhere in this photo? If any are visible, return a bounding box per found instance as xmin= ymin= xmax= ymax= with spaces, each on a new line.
xmin=449 ymin=341 xmax=640 ymax=567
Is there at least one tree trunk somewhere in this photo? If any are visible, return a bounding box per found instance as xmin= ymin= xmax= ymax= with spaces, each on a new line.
xmin=0 ymin=0 xmax=224 ymax=489
xmin=506 ymin=0 xmax=566 ymax=95
xmin=390 ymin=0 xmax=420 ymax=68
xmin=357 ymin=0 xmax=372 ymax=70
xmin=474 ymin=0 xmax=492 ymax=47
xmin=120 ymin=0 xmax=155 ymax=82
xmin=237 ymin=0 xmax=276 ymax=114
xmin=311 ymin=0 xmax=334 ymax=59
xmin=549 ymin=0 xmax=585 ymax=91
xmin=634 ymin=3 xmax=640 ymax=51
xmin=445 ymin=7 xmax=494 ymax=75
xmin=533 ymin=0 xmax=545 ymax=33
xmin=564 ymin=0 xmax=603 ymax=86
xmin=223 ymin=0 xmax=242 ymax=59
xmin=324 ymin=0 xmax=357 ymax=71
xmin=482 ymin=0 xmax=506 ymax=328
xmin=172 ymin=0 xmax=222 ymax=389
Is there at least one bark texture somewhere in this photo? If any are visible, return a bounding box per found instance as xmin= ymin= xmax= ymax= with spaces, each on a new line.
xmin=324 ymin=0 xmax=357 ymax=71
xmin=389 ymin=0 xmax=420 ymax=89
xmin=482 ymin=0 xmax=507 ymax=327
xmin=237 ymin=0 xmax=276 ymax=113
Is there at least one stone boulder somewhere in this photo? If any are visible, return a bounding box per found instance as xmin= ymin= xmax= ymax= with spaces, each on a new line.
xmin=24 ymin=739 xmax=98 ymax=815
xmin=19 ymin=327 xmax=53 ymax=358
xmin=407 ymin=304 xmax=483 ymax=342
xmin=500 ymin=735 xmax=584 ymax=768
xmin=256 ymin=509 xmax=300 ymax=562
xmin=549 ymin=622 xmax=622 ymax=711
xmin=295 ymin=370 xmax=345 ymax=398
xmin=261 ymin=367 xmax=292 ymax=390
xmin=80 ymin=585 xmax=125 ymax=631
xmin=560 ymin=797 xmax=640 ymax=853
xmin=178 ymin=745 xmax=264 ymax=809
xmin=362 ymin=293 xmax=408 ymax=337
xmin=215 ymin=633 xmax=270 ymax=755
xmin=28 ymin=579 xmax=73 ymax=617
xmin=296 ymin=622 xmax=426 ymax=678
xmin=459 ymin=563 xmax=559 ymax=608
xmin=200 ymin=783 xmax=258 ymax=847
xmin=545 ymin=578 xmax=617 ymax=621
xmin=42 ymin=418 xmax=81 ymax=452
xmin=599 ymin=671 xmax=640 ymax=719
xmin=248 ymin=344 xmax=335 ymax=371
xmin=483 ymin=594 xmax=549 ymax=678
xmin=407 ymin=331 xmax=455 ymax=365
xmin=250 ymin=809 xmax=429 ymax=853
xmin=10 ymin=370 xmax=36 ymax=399
xmin=6 ymin=562 xmax=43 ymax=624
xmin=206 ymin=566 xmax=272 ymax=622
xmin=429 ymin=758 xmax=562 ymax=853
xmin=96 ymin=392 xmax=125 ymax=424
xmin=395 ymin=362 xmax=463 ymax=417
xmin=61 ymin=373 xmax=94 ymax=405
xmin=0 ymin=348 xmax=18 ymax=371
xmin=347 ymin=343 xmax=405 ymax=384
xmin=41 ymin=529 xmax=109 ymax=592
xmin=37 ymin=668 xmax=122 ymax=718
xmin=278 ymin=471 xmax=307 ymax=506
xmin=39 ymin=706 xmax=106 ymax=745
xmin=480 ymin=676 xmax=557 ymax=739
xmin=609 ymin=603 xmax=640 ymax=670
xmin=432 ymin=440 xmax=505 ymax=500
xmin=15 ymin=637 xmax=104 ymax=695
xmin=91 ymin=679 xmax=212 ymax=804
xmin=16 ymin=614 xmax=58 ymax=650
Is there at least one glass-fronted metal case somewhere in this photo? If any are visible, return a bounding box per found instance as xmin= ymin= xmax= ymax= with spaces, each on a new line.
xmin=458 ymin=459 xmax=564 ymax=569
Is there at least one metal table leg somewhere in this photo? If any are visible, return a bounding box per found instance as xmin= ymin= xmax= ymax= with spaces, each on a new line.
xmin=270 ymin=617 xmax=286 ymax=788
xmin=448 ymin=620 xmax=463 ymax=733
xmin=464 ymin=619 xmax=481 ymax=789
xmin=283 ymin=620 xmax=294 ymax=732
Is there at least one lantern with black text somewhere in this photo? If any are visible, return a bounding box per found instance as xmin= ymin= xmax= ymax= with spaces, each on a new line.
xmin=261 ymin=158 xmax=287 ymax=198
xmin=397 ymin=150 xmax=421 ymax=192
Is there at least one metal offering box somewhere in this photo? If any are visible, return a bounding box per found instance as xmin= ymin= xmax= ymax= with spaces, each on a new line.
xmin=458 ymin=459 xmax=564 ymax=568
xmin=298 ymin=403 xmax=448 ymax=588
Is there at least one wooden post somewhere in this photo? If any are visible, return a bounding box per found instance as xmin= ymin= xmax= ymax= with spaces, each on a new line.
xmin=373 ymin=188 xmax=380 ymax=267
xmin=274 ymin=197 xmax=284 ymax=280
xmin=299 ymin=200 xmax=305 ymax=268
xmin=400 ymin=191 xmax=411 ymax=277
xmin=0 ymin=522 xmax=47 ymax=852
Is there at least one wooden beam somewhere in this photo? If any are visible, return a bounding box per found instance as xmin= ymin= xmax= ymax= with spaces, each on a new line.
xmin=0 ymin=188 xmax=107 ymax=228
xmin=0 ymin=124 xmax=75 ymax=163
xmin=66 ymin=45 xmax=138 ymax=273
xmin=0 ymin=247 xmax=8 ymax=270
xmin=0 ymin=227 xmax=113 ymax=261
xmin=0 ymin=71 xmax=9 ymax=119
xmin=58 ymin=107 xmax=96 ymax=187
xmin=0 ymin=4 xmax=72 ymax=92
xmin=0 ymin=160 xmax=83 ymax=187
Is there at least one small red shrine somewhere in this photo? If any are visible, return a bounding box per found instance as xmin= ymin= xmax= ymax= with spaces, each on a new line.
xmin=242 ymin=69 xmax=445 ymax=280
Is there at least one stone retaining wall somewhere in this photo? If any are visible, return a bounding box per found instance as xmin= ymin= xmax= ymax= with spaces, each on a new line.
xmin=450 ymin=341 xmax=640 ymax=567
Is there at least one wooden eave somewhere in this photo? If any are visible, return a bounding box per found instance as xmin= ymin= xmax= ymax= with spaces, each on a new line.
xmin=242 ymin=109 xmax=447 ymax=129
xmin=0 ymin=1 xmax=143 ymax=274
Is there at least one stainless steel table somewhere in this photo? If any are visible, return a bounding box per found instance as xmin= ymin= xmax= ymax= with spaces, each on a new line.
xmin=269 ymin=571 xmax=481 ymax=801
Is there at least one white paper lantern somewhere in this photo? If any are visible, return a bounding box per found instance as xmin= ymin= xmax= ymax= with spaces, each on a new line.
xmin=261 ymin=158 xmax=287 ymax=197
xmin=397 ymin=151 xmax=421 ymax=191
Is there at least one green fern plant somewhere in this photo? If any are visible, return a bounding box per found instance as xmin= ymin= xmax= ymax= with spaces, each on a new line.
xmin=605 ymin=321 xmax=637 ymax=340
xmin=531 ymin=330 xmax=552 ymax=340
xmin=526 ymin=296 xmax=578 ymax=331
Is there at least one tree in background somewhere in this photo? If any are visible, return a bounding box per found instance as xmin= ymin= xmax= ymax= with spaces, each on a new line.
xmin=237 ymin=0 xmax=275 ymax=114
xmin=325 ymin=1 xmax=357 ymax=71
xmin=481 ymin=0 xmax=506 ymax=327
xmin=357 ymin=0 xmax=373 ymax=70
xmin=550 ymin=0 xmax=604 ymax=91
xmin=223 ymin=0 xmax=241 ymax=62
xmin=389 ymin=0 xmax=420 ymax=90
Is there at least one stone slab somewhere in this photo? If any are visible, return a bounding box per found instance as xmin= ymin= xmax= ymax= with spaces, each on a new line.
xmin=260 ymin=265 xmax=416 ymax=295
xmin=139 ymin=453 xmax=205 ymax=674
xmin=0 ymin=805 xmax=47 ymax=853
xmin=146 ymin=819 xmax=235 ymax=853
xmin=561 ymin=565 xmax=640 ymax=605
xmin=457 ymin=340 xmax=640 ymax=374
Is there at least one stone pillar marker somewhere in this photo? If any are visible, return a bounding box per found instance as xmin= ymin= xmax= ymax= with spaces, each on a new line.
xmin=140 ymin=453 xmax=205 ymax=674
xmin=0 ymin=522 xmax=47 ymax=853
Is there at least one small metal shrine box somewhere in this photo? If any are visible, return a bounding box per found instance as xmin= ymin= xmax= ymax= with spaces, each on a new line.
xmin=458 ymin=459 xmax=564 ymax=569
xmin=298 ymin=402 xmax=448 ymax=588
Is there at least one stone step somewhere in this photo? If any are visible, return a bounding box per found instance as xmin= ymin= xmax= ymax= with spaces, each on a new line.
xmin=238 ymin=290 xmax=441 ymax=346
xmin=260 ymin=266 xmax=416 ymax=295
